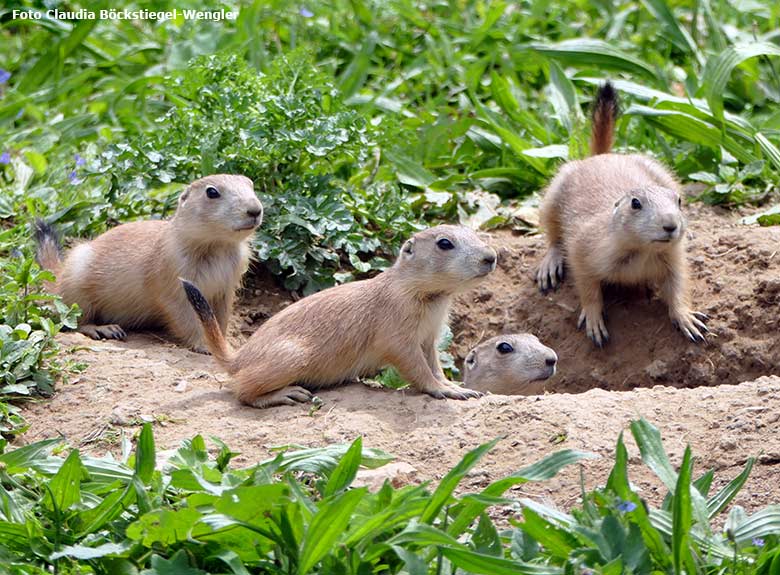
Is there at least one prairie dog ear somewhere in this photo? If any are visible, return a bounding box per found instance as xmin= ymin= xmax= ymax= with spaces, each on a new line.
xmin=465 ymin=349 xmax=478 ymax=370
xmin=401 ymin=238 xmax=415 ymax=258
xmin=179 ymin=186 xmax=191 ymax=205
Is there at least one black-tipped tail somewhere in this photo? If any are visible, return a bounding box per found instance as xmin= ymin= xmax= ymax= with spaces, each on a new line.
xmin=180 ymin=278 xmax=233 ymax=368
xmin=182 ymin=279 xmax=216 ymax=322
xmin=33 ymin=218 xmax=62 ymax=273
xmin=590 ymin=82 xmax=619 ymax=155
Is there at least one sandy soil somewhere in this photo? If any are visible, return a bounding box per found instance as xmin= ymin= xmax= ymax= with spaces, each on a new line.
xmin=19 ymin=205 xmax=780 ymax=513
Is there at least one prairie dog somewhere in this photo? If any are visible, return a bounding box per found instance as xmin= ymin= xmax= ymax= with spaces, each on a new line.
xmin=463 ymin=334 xmax=558 ymax=395
xmin=35 ymin=174 xmax=262 ymax=351
xmin=182 ymin=225 xmax=498 ymax=408
xmin=536 ymin=82 xmax=708 ymax=346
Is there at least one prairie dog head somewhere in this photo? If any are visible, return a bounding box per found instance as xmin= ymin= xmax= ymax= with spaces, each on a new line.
xmin=463 ymin=334 xmax=557 ymax=395
xmin=173 ymin=174 xmax=263 ymax=243
xmin=395 ymin=225 xmax=497 ymax=294
xmin=611 ymin=186 xmax=685 ymax=247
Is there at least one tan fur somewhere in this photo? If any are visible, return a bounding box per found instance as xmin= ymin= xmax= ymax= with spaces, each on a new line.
xmin=185 ymin=225 xmax=498 ymax=408
xmin=463 ymin=334 xmax=557 ymax=395
xmin=536 ymin=84 xmax=708 ymax=346
xmin=43 ymin=174 xmax=262 ymax=350
xmin=590 ymin=81 xmax=618 ymax=155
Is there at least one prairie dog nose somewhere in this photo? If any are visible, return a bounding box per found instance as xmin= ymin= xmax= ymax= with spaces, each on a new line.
xmin=545 ymin=356 xmax=557 ymax=367
xmin=247 ymin=206 xmax=262 ymax=218
xmin=663 ymin=223 xmax=677 ymax=233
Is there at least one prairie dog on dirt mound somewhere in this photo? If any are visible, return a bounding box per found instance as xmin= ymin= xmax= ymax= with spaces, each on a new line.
xmin=463 ymin=334 xmax=557 ymax=395
xmin=535 ymin=82 xmax=708 ymax=346
xmin=181 ymin=225 xmax=498 ymax=408
xmin=35 ymin=174 xmax=262 ymax=352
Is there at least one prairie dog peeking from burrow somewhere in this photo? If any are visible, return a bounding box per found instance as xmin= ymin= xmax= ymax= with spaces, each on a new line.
xmin=462 ymin=334 xmax=558 ymax=395
xmin=182 ymin=224 xmax=498 ymax=408
xmin=35 ymin=174 xmax=262 ymax=352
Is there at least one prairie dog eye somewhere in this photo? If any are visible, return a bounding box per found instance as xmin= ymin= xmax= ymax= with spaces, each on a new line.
xmin=436 ymin=238 xmax=455 ymax=250
xmin=496 ymin=342 xmax=514 ymax=354
xmin=205 ymin=186 xmax=221 ymax=199
xmin=631 ymin=198 xmax=642 ymax=210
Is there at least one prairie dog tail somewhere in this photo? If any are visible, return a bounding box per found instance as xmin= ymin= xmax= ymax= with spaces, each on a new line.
xmin=34 ymin=219 xmax=62 ymax=277
xmin=590 ymin=82 xmax=619 ymax=155
xmin=180 ymin=279 xmax=235 ymax=371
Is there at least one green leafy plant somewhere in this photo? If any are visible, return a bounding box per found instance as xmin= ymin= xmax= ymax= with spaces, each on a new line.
xmin=1 ymin=419 xmax=778 ymax=573
xmin=0 ymin=255 xmax=80 ymax=438
xmin=690 ymin=160 xmax=769 ymax=205
xmin=98 ymin=52 xmax=418 ymax=292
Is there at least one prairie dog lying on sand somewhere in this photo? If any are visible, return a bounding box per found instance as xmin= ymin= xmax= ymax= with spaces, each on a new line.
xmin=35 ymin=174 xmax=262 ymax=351
xmin=182 ymin=225 xmax=498 ymax=408
xmin=463 ymin=334 xmax=557 ymax=395
xmin=536 ymin=82 xmax=708 ymax=346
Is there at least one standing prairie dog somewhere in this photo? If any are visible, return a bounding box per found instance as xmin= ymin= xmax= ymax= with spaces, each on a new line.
xmin=35 ymin=174 xmax=262 ymax=352
xmin=463 ymin=334 xmax=558 ymax=395
xmin=536 ymin=82 xmax=708 ymax=346
xmin=181 ymin=225 xmax=498 ymax=408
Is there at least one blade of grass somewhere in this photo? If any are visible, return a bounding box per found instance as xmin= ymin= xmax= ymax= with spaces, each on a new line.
xmin=420 ymin=438 xmax=499 ymax=524
xmin=702 ymin=42 xmax=780 ymax=121
xmin=671 ymin=446 xmax=696 ymax=575
xmin=527 ymin=39 xmax=657 ymax=79
xmin=297 ymin=487 xmax=366 ymax=574
xmin=441 ymin=546 xmax=563 ymax=575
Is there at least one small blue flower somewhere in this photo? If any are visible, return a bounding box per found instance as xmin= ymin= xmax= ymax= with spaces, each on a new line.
xmin=752 ymin=537 xmax=765 ymax=547
xmin=74 ymin=153 xmax=86 ymax=167
xmin=617 ymin=500 xmax=637 ymax=513
xmin=0 ymin=69 xmax=10 ymax=84
xmin=15 ymin=109 xmax=23 ymax=119
xmin=299 ymin=7 xmax=313 ymax=17
xmin=68 ymin=170 xmax=80 ymax=184
xmin=0 ymin=151 xmax=10 ymax=165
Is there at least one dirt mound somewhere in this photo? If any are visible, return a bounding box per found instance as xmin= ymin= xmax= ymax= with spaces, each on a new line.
xmin=450 ymin=205 xmax=780 ymax=394
xmin=16 ymin=205 xmax=780 ymax=512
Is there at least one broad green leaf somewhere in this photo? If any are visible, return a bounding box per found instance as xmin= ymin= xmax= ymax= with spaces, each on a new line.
xmin=640 ymin=0 xmax=700 ymax=59
xmin=671 ymin=446 xmax=696 ymax=575
xmin=209 ymin=549 xmax=251 ymax=575
xmin=448 ymin=449 xmax=595 ymax=536
xmin=127 ymin=507 xmax=203 ymax=546
xmin=384 ymin=150 xmax=436 ymax=188
xmin=297 ymin=487 xmax=366 ymax=574
xmin=547 ymin=60 xmax=582 ymax=135
xmin=44 ymin=449 xmax=85 ymax=513
xmin=441 ymin=546 xmax=563 ymax=575
xmin=624 ymin=104 xmax=757 ymax=164
xmin=0 ymin=438 xmax=61 ymax=473
xmin=528 ymin=39 xmax=656 ymax=78
xmin=702 ymin=43 xmax=780 ymax=121
xmin=755 ymin=133 xmax=780 ymax=171
xmin=693 ymin=469 xmax=715 ymax=497
xmin=388 ymin=522 xmax=461 ymax=547
xmin=141 ymin=549 xmax=207 ymax=575
xmin=77 ymin=482 xmax=135 ymax=536
xmin=421 ymin=438 xmax=499 ymax=524
xmin=520 ymin=508 xmax=579 ymax=558
xmin=606 ymin=432 xmax=670 ymax=566
xmin=323 ymin=436 xmax=363 ymax=497
xmin=707 ymin=457 xmax=754 ymax=518
xmin=135 ymin=423 xmax=155 ymax=484
xmin=730 ymin=505 xmax=780 ymax=544
xmin=631 ymin=419 xmax=711 ymax=534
